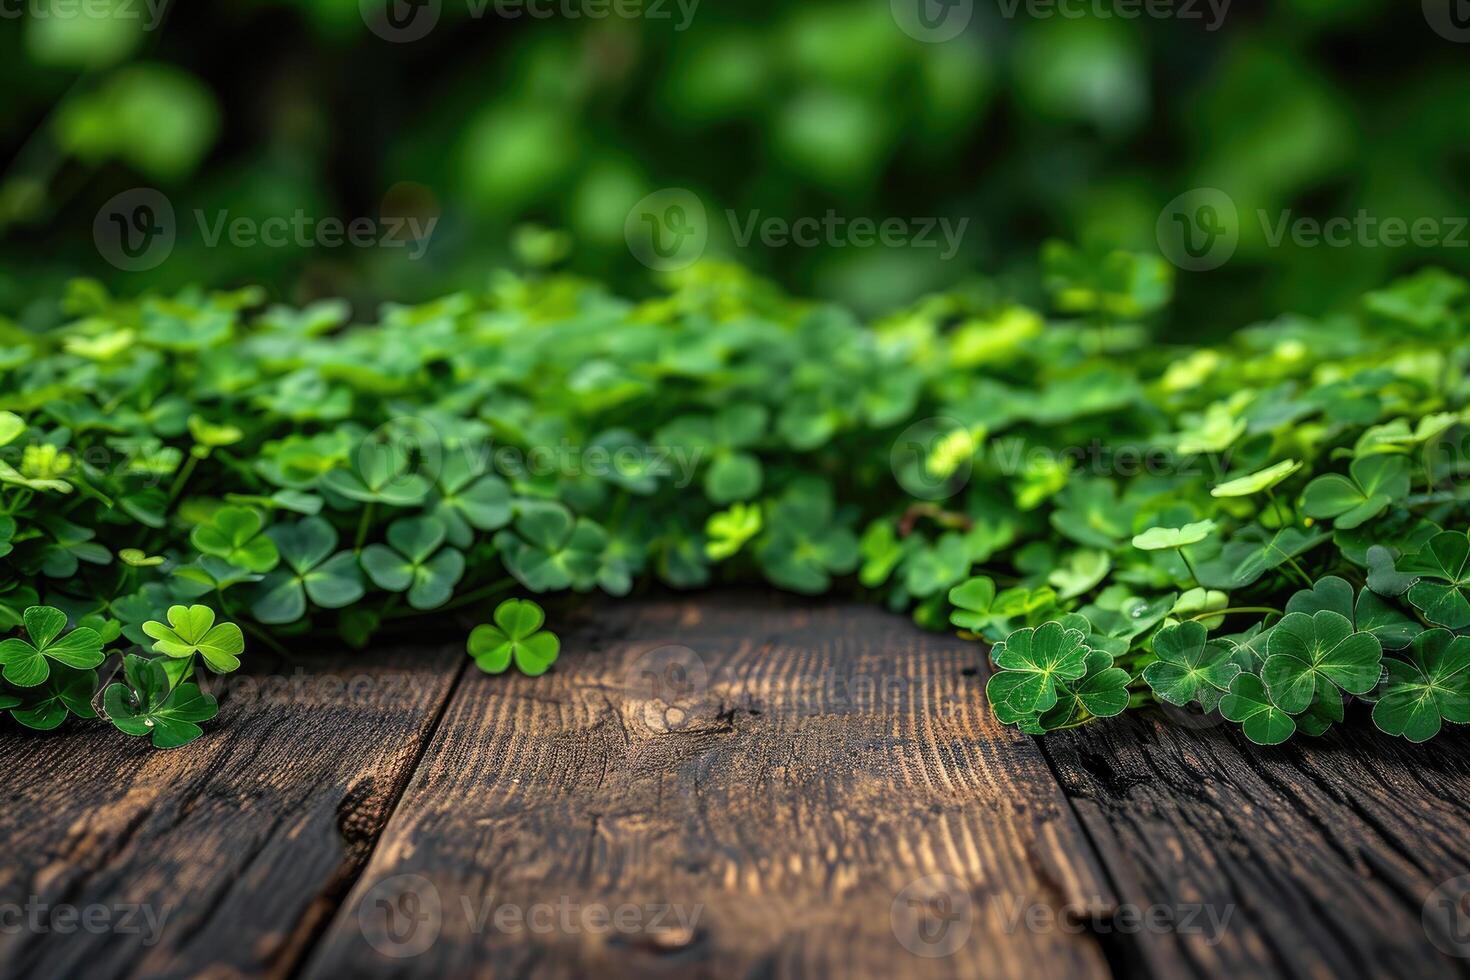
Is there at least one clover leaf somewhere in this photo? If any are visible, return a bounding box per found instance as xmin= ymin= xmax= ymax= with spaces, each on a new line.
xmin=1039 ymin=649 xmax=1131 ymax=729
xmin=0 ymin=605 xmax=105 ymax=687
xmin=1300 ymin=455 xmax=1410 ymax=529
xmin=103 ymin=654 xmax=219 ymax=749
xmin=985 ymin=622 xmax=1090 ymax=723
xmin=189 ymin=506 xmax=280 ymax=573
xmin=1399 ymin=530 xmax=1470 ymax=629
xmin=755 ymin=479 xmax=859 ymax=594
xmin=428 ymin=453 xmax=512 ymax=548
xmin=1211 ymin=459 xmax=1302 ymax=498
xmin=1371 ymin=630 xmax=1470 ymax=743
xmin=493 ymin=502 xmax=605 ymax=593
xmin=1219 ymin=674 xmax=1296 ymax=745
xmin=1131 ymin=520 xmax=1217 ymax=552
xmin=1050 ymin=479 xmax=1138 ymax=550
xmin=142 ymin=604 xmax=246 ymax=673
xmin=1143 ymin=621 xmax=1240 ymax=709
xmin=1285 ymin=575 xmax=1418 ymax=650
xmin=705 ymin=502 xmax=762 ymax=561
xmin=467 ymin=599 xmax=560 ymax=676
xmin=7 ymin=664 xmax=98 ymax=730
xmin=1261 ymin=610 xmax=1382 ymax=714
xmin=319 ymin=439 xmax=431 ymax=507
xmin=252 ymin=517 xmax=366 ymax=624
xmin=362 ymin=516 xmax=466 ymax=610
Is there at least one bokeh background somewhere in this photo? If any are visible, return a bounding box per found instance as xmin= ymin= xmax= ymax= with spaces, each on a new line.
xmin=2 ymin=0 xmax=1469 ymax=333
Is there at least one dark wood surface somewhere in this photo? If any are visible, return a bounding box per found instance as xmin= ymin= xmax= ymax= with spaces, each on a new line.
xmin=2 ymin=592 xmax=1468 ymax=980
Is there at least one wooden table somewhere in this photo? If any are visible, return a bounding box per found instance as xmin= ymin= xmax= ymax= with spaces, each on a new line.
xmin=3 ymin=592 xmax=1469 ymax=979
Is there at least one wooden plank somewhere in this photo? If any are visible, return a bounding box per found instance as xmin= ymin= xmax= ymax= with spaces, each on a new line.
xmin=1042 ymin=710 xmax=1470 ymax=979
xmin=301 ymin=593 xmax=1118 ymax=980
xmin=0 ymin=641 xmax=464 ymax=980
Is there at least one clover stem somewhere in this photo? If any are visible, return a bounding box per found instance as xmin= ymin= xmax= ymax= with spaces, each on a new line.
xmin=435 ymin=577 xmax=517 ymax=614
xmin=354 ymin=502 xmax=376 ymax=551
xmin=1264 ymin=487 xmax=1287 ymax=526
xmin=1175 ymin=546 xmax=1201 ymax=586
xmin=166 ymin=454 xmax=200 ymax=506
xmin=1186 ymin=606 xmax=1282 ymax=623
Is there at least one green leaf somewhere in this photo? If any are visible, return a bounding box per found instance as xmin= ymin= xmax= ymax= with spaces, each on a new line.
xmin=1371 ymin=630 xmax=1470 ymax=742
xmin=0 ymin=605 xmax=105 ymax=687
xmin=1401 ymin=530 xmax=1470 ymax=629
xmin=1132 ymin=520 xmax=1217 ymax=551
xmin=1261 ymin=610 xmax=1382 ymax=714
xmin=1211 ymin=459 xmax=1302 ymax=498
xmin=1300 ymin=456 xmax=1410 ymax=529
xmin=141 ymin=604 xmax=244 ymax=673
xmin=467 ymin=599 xmax=561 ymax=676
xmin=1220 ymin=674 xmax=1297 ymax=745
xmin=104 ymin=654 xmax=219 ymax=748
xmin=986 ymin=622 xmax=1090 ymax=720
xmin=1142 ymin=621 xmax=1240 ymax=707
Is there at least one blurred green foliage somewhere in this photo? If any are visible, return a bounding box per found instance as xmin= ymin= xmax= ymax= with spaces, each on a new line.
xmin=1 ymin=0 xmax=1468 ymax=328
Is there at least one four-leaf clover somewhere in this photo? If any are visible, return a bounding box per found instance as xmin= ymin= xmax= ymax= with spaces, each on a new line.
xmin=1371 ymin=629 xmax=1470 ymax=743
xmin=190 ymin=506 xmax=281 ymax=573
xmin=1399 ymin=530 xmax=1470 ymax=629
xmin=1142 ymin=621 xmax=1240 ymax=709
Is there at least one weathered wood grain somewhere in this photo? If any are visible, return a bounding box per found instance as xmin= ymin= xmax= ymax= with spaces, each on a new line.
xmin=300 ymin=593 xmax=1117 ymax=980
xmin=0 ymin=642 xmax=464 ymax=980
xmin=1042 ymin=709 xmax=1470 ymax=980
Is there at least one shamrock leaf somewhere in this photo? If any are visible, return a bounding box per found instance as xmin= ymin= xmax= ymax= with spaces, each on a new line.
xmin=1285 ymin=575 xmax=1418 ymax=650
xmin=7 ymin=664 xmax=98 ymax=730
xmin=142 ymin=604 xmax=246 ymax=673
xmin=0 ymin=606 xmax=105 ymax=687
xmin=428 ymin=453 xmax=512 ymax=548
xmin=705 ymin=502 xmax=762 ymax=561
xmin=1049 ymin=479 xmax=1138 ymax=550
xmin=1365 ymin=545 xmax=1417 ymax=597
xmin=1193 ymin=526 xmax=1330 ymax=591
xmin=1131 ymin=520 xmax=1217 ymax=552
xmin=1047 ymin=549 xmax=1111 ymax=601
xmin=319 ymin=439 xmax=432 ymax=507
xmin=493 ymin=502 xmax=606 ymax=593
xmin=901 ymin=533 xmax=973 ymax=599
xmin=467 ymin=599 xmax=560 ymax=676
xmin=1039 ymin=649 xmax=1131 ymax=728
xmin=1371 ymin=630 xmax=1470 ymax=743
xmin=1219 ymin=674 xmax=1296 ymax=745
xmin=190 ymin=506 xmax=280 ymax=573
xmin=1300 ymin=455 xmax=1410 ymax=529
xmin=755 ymin=479 xmax=859 ymax=594
xmin=1142 ymin=621 xmax=1240 ymax=709
xmin=1261 ymin=610 xmax=1382 ymax=714
xmin=362 ymin=516 xmax=467 ymax=610
xmin=985 ymin=622 xmax=1089 ymax=722
xmin=103 ymin=654 xmax=219 ymax=749
xmin=1400 ymin=530 xmax=1470 ymax=629
xmin=1210 ymin=459 xmax=1302 ymax=498
xmin=252 ymin=517 xmax=366 ymax=624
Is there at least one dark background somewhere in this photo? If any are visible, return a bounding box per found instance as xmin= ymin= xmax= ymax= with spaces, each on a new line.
xmin=2 ymin=0 xmax=1468 ymax=331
